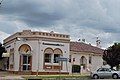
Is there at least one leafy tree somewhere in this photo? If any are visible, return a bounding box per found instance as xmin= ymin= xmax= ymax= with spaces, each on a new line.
xmin=0 ymin=43 xmax=6 ymax=60
xmin=103 ymin=43 xmax=120 ymax=69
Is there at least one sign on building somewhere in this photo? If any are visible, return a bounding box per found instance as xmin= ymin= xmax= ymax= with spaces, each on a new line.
xmin=56 ymin=57 xmax=68 ymax=62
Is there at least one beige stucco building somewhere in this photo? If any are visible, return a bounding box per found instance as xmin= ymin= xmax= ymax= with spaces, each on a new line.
xmin=3 ymin=30 xmax=103 ymax=74
xmin=70 ymin=42 xmax=103 ymax=73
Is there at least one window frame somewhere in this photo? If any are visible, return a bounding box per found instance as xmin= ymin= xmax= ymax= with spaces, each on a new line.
xmin=53 ymin=54 xmax=60 ymax=63
xmin=22 ymin=55 xmax=31 ymax=71
xmin=44 ymin=53 xmax=52 ymax=63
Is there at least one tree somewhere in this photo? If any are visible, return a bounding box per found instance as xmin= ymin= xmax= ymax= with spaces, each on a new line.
xmin=103 ymin=43 xmax=120 ymax=69
xmin=0 ymin=43 xmax=6 ymax=60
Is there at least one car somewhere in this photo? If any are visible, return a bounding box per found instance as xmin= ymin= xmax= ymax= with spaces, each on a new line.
xmin=91 ymin=67 xmax=120 ymax=79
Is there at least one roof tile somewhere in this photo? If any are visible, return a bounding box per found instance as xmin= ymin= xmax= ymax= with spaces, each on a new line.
xmin=70 ymin=42 xmax=104 ymax=54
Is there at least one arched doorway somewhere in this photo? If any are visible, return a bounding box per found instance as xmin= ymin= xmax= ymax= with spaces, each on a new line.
xmin=80 ymin=56 xmax=87 ymax=69
xmin=18 ymin=44 xmax=32 ymax=71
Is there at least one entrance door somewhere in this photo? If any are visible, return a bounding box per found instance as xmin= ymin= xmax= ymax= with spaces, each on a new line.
xmin=22 ymin=55 xmax=31 ymax=71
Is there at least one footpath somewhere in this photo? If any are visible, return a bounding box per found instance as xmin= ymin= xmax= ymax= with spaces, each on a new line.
xmin=0 ymin=71 xmax=24 ymax=80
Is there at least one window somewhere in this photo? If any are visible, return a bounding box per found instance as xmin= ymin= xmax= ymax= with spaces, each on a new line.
xmin=97 ymin=68 xmax=106 ymax=72
xmin=89 ymin=56 xmax=92 ymax=64
xmin=23 ymin=55 xmax=27 ymax=64
xmin=44 ymin=48 xmax=62 ymax=64
xmin=69 ymin=55 xmax=71 ymax=62
xmin=54 ymin=54 xmax=60 ymax=63
xmin=105 ymin=68 xmax=111 ymax=72
xmin=44 ymin=54 xmax=51 ymax=63
xmin=73 ymin=58 xmax=75 ymax=62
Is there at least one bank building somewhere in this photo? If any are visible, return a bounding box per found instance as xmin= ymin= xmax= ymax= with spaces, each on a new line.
xmin=3 ymin=30 xmax=103 ymax=75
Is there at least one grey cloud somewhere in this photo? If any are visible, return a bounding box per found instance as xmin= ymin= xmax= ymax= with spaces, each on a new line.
xmin=0 ymin=0 xmax=66 ymax=27
xmin=0 ymin=0 xmax=120 ymax=48
xmin=0 ymin=21 xmax=18 ymax=34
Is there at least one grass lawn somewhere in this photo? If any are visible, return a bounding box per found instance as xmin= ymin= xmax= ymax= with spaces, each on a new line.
xmin=23 ymin=74 xmax=91 ymax=80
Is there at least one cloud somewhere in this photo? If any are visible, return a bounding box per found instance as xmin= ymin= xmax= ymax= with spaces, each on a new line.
xmin=0 ymin=0 xmax=120 ymax=48
xmin=0 ymin=31 xmax=10 ymax=43
xmin=0 ymin=0 xmax=67 ymax=27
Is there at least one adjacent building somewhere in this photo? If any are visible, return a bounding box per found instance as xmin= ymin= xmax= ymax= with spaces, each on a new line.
xmin=70 ymin=42 xmax=103 ymax=73
xmin=3 ymin=30 xmax=104 ymax=74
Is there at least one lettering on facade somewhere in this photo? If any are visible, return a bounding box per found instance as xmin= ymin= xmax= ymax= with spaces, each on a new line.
xmin=43 ymin=42 xmax=64 ymax=46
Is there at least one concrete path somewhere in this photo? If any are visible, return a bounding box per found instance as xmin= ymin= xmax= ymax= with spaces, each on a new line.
xmin=0 ymin=76 xmax=24 ymax=80
xmin=0 ymin=71 xmax=24 ymax=79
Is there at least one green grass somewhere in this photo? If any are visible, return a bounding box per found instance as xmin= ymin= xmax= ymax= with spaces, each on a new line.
xmin=23 ymin=74 xmax=91 ymax=80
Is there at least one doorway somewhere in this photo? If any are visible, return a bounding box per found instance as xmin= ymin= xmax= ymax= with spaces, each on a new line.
xmin=18 ymin=44 xmax=32 ymax=71
xmin=22 ymin=55 xmax=31 ymax=71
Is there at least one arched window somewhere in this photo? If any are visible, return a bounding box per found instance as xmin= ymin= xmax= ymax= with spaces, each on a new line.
xmin=54 ymin=48 xmax=63 ymax=63
xmin=80 ymin=56 xmax=87 ymax=64
xmin=44 ymin=48 xmax=53 ymax=63
xmin=44 ymin=48 xmax=63 ymax=63
xmin=80 ymin=56 xmax=87 ymax=69
xmin=19 ymin=44 xmax=31 ymax=54
xmin=89 ymin=56 xmax=92 ymax=64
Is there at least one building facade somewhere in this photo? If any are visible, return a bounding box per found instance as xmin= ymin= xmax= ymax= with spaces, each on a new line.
xmin=70 ymin=42 xmax=103 ymax=73
xmin=4 ymin=30 xmax=70 ymax=74
xmin=3 ymin=30 xmax=103 ymax=74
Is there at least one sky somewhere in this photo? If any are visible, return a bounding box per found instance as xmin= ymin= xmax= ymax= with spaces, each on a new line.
xmin=0 ymin=0 xmax=120 ymax=49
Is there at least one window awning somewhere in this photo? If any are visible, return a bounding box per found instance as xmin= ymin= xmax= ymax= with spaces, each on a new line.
xmin=2 ymin=53 xmax=10 ymax=57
